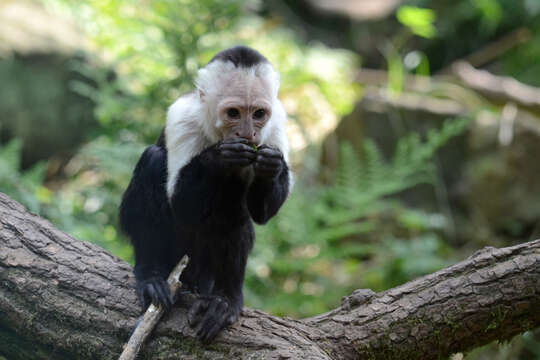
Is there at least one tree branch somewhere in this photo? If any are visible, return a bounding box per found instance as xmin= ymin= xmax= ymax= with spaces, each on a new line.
xmin=452 ymin=61 xmax=540 ymax=113
xmin=1 ymin=192 xmax=539 ymax=359
xmin=356 ymin=61 xmax=540 ymax=116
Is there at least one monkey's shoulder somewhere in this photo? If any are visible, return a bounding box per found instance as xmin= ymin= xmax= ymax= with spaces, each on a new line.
xmin=166 ymin=92 xmax=202 ymax=126
xmin=133 ymin=144 xmax=168 ymax=179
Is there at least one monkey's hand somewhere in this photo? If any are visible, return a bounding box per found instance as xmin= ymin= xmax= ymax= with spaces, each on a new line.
xmin=188 ymin=295 xmax=240 ymax=342
xmin=253 ymin=145 xmax=284 ymax=178
xmin=136 ymin=276 xmax=173 ymax=310
xmin=205 ymin=138 xmax=256 ymax=170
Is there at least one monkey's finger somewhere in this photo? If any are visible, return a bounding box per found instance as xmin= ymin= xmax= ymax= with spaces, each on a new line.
xmin=155 ymin=280 xmax=173 ymax=309
xmin=254 ymin=162 xmax=282 ymax=178
xmin=222 ymin=157 xmax=256 ymax=166
xmin=221 ymin=138 xmax=250 ymax=145
xmin=188 ymin=299 xmax=208 ymax=327
xmin=255 ymin=160 xmax=282 ymax=173
xmin=223 ymin=160 xmax=254 ymax=169
xmin=201 ymin=306 xmax=234 ymax=342
xmin=221 ymin=150 xmax=257 ymax=159
xmin=222 ymin=155 xmax=255 ymax=165
xmin=200 ymin=317 xmax=226 ymax=343
xmin=220 ymin=138 xmax=252 ymax=150
xmin=161 ymin=279 xmax=174 ymax=308
xmin=147 ymin=283 xmax=161 ymax=307
xmin=138 ymin=290 xmax=150 ymax=310
xmin=257 ymin=147 xmax=283 ymax=158
xmin=197 ymin=298 xmax=228 ymax=340
xmin=256 ymin=155 xmax=282 ymax=165
xmin=196 ymin=297 xmax=225 ymax=333
xmin=227 ymin=311 xmax=239 ymax=325
xmin=222 ymin=154 xmax=256 ymax=166
xmin=201 ymin=325 xmax=220 ymax=342
xmin=188 ymin=301 xmax=203 ymax=326
xmin=257 ymin=144 xmax=281 ymax=151
xmin=220 ymin=143 xmax=256 ymax=153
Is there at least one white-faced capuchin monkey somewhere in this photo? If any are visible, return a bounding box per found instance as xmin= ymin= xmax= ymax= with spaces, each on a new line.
xmin=119 ymin=46 xmax=291 ymax=342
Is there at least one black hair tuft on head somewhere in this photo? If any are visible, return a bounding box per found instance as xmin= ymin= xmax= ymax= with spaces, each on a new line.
xmin=209 ymin=46 xmax=268 ymax=68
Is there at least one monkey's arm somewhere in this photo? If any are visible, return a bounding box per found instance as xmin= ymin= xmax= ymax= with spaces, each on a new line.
xmin=119 ymin=145 xmax=176 ymax=309
xmin=247 ymin=145 xmax=290 ymax=224
xmin=170 ymin=138 xmax=256 ymax=228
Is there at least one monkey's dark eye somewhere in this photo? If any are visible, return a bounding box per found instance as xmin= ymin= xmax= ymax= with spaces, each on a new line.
xmin=227 ymin=108 xmax=240 ymax=118
xmin=253 ymin=109 xmax=266 ymax=119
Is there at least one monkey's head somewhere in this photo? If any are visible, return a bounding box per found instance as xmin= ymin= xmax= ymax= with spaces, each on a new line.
xmin=195 ymin=46 xmax=281 ymax=145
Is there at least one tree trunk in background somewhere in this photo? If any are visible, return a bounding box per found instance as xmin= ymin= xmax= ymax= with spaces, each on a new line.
xmin=1 ymin=192 xmax=539 ymax=360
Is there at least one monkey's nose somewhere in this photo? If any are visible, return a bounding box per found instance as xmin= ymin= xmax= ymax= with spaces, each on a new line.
xmin=235 ymin=131 xmax=255 ymax=142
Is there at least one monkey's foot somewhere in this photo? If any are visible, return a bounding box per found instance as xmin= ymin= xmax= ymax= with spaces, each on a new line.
xmin=187 ymin=295 xmax=239 ymax=342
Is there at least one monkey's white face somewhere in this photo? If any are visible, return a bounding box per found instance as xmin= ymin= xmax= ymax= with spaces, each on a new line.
xmin=213 ymin=72 xmax=273 ymax=145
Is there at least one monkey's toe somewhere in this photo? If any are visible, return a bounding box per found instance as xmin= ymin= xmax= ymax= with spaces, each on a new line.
xmin=188 ymin=296 xmax=238 ymax=342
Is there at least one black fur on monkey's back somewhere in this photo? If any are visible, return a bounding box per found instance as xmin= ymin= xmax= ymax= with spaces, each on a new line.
xmin=119 ymin=43 xmax=290 ymax=340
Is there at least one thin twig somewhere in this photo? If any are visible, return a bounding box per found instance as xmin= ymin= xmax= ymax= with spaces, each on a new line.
xmin=118 ymin=255 xmax=190 ymax=360
xmin=452 ymin=61 xmax=540 ymax=110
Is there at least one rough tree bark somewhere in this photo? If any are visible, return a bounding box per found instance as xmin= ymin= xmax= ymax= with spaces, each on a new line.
xmin=0 ymin=192 xmax=539 ymax=360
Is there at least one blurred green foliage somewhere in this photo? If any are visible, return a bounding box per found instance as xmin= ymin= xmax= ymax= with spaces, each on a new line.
xmin=0 ymin=139 xmax=48 ymax=213
xmin=397 ymin=6 xmax=437 ymax=39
